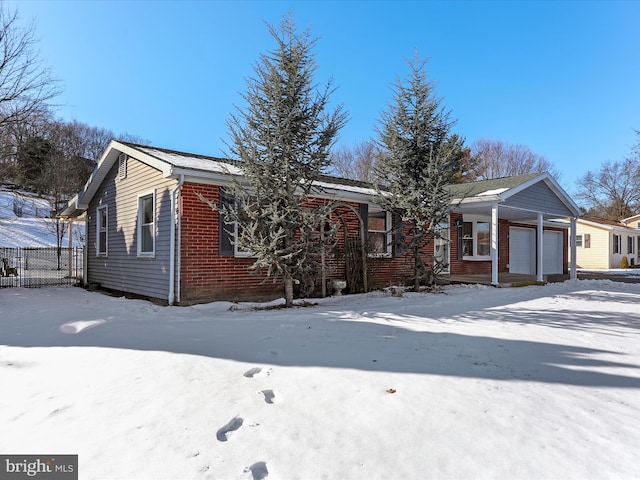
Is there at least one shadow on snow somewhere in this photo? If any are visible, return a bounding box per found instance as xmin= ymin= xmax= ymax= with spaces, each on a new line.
xmin=1 ymin=284 xmax=639 ymax=389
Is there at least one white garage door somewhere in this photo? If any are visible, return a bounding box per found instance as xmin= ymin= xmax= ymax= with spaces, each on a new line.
xmin=509 ymin=227 xmax=535 ymax=274
xmin=543 ymin=231 xmax=563 ymax=274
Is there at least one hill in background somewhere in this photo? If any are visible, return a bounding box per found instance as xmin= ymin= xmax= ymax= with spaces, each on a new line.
xmin=0 ymin=188 xmax=83 ymax=247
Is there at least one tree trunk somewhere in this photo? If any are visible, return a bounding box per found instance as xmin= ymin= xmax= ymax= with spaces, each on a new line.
xmin=414 ymin=246 xmax=420 ymax=291
xmin=284 ymin=277 xmax=294 ymax=308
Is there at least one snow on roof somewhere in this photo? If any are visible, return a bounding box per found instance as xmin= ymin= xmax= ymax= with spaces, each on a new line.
xmin=136 ymin=146 xmax=244 ymax=175
xmin=312 ymin=180 xmax=376 ymax=196
xmin=477 ymin=187 xmax=509 ymax=196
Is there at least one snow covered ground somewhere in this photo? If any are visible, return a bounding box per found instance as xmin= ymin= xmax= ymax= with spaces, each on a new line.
xmin=1 ymin=280 xmax=640 ymax=479
xmin=0 ymin=190 xmax=82 ymax=247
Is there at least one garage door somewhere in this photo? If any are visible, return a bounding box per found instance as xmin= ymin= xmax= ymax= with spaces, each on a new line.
xmin=543 ymin=231 xmax=563 ymax=274
xmin=509 ymin=227 xmax=535 ymax=274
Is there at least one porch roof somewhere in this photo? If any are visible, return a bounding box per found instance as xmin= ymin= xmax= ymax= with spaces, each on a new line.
xmin=448 ymin=172 xmax=581 ymax=221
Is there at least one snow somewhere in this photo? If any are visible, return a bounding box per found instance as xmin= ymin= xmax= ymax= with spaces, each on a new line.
xmin=0 ymin=190 xmax=83 ymax=247
xmin=477 ymin=187 xmax=509 ymax=196
xmin=2 ymin=280 xmax=640 ymax=479
xmin=139 ymin=147 xmax=244 ymax=175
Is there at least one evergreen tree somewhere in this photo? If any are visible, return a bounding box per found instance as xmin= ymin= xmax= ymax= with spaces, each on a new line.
xmin=376 ymin=54 xmax=459 ymax=289
xmin=221 ymin=14 xmax=347 ymax=307
xmin=15 ymin=135 xmax=52 ymax=193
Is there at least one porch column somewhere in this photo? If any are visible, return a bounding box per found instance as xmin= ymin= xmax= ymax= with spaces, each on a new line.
xmin=68 ymin=218 xmax=73 ymax=280
xmin=491 ymin=204 xmax=499 ymax=285
xmin=570 ymin=216 xmax=577 ymax=280
xmin=537 ymin=212 xmax=544 ymax=282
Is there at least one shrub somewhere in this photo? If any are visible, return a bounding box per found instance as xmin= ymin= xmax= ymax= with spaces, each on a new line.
xmin=620 ymin=256 xmax=629 ymax=269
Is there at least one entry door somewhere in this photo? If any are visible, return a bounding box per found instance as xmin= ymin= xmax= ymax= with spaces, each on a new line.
xmin=434 ymin=223 xmax=450 ymax=274
xmin=543 ymin=231 xmax=563 ymax=274
xmin=509 ymin=227 xmax=535 ymax=274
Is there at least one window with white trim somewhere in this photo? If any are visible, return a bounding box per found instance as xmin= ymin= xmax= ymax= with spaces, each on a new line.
xmin=576 ymin=234 xmax=583 ymax=248
xmin=367 ymin=208 xmax=392 ymax=256
xmin=462 ymin=218 xmax=491 ymax=259
xmin=219 ymin=189 xmax=255 ymax=257
xmin=628 ymin=235 xmax=635 ymax=255
xmin=613 ymin=234 xmax=621 ymax=254
xmin=96 ymin=205 xmax=108 ymax=256
xmin=138 ymin=192 xmax=155 ymax=256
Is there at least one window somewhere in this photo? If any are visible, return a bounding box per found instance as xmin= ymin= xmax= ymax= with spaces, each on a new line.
xmin=613 ymin=234 xmax=621 ymax=254
xmin=118 ymin=153 xmax=128 ymax=180
xmin=462 ymin=219 xmax=491 ymax=259
xmin=367 ymin=209 xmax=391 ymax=256
xmin=138 ymin=192 xmax=155 ymax=256
xmin=218 ymin=189 xmax=255 ymax=257
xmin=576 ymin=234 xmax=583 ymax=248
xmin=628 ymin=235 xmax=635 ymax=255
xmin=96 ymin=205 xmax=108 ymax=256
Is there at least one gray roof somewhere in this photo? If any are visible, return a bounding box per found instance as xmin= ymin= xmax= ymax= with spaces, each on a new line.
xmin=447 ymin=172 xmax=542 ymax=198
xmin=62 ymin=141 xmax=579 ymax=218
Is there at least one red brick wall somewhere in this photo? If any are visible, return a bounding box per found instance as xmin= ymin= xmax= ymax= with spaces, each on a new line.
xmin=179 ymin=183 xmax=280 ymax=304
xmin=179 ymin=183 xmax=569 ymax=303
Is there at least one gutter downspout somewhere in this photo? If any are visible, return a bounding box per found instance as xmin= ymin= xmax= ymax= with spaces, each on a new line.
xmin=169 ymin=175 xmax=184 ymax=305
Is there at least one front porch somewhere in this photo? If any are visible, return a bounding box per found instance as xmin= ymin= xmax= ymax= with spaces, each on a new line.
xmin=443 ymin=272 xmax=570 ymax=287
xmin=447 ymin=173 xmax=581 ymax=285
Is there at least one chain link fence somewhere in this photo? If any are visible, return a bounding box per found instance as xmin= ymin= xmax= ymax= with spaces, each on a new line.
xmin=0 ymin=247 xmax=84 ymax=288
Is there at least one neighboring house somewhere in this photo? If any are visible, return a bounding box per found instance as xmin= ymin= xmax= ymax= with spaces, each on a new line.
xmin=621 ymin=214 xmax=640 ymax=230
xmin=61 ymin=141 xmax=580 ymax=304
xmin=572 ymin=217 xmax=640 ymax=269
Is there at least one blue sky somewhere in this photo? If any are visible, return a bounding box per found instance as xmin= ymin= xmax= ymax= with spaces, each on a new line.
xmin=10 ymin=0 xmax=640 ymax=194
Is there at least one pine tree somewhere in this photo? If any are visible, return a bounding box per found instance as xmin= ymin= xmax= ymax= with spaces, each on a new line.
xmin=221 ymin=14 xmax=347 ymax=307
xmin=376 ymin=54 xmax=461 ymax=290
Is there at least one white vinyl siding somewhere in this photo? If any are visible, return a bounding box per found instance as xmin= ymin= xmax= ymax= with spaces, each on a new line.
xmin=86 ymin=155 xmax=175 ymax=301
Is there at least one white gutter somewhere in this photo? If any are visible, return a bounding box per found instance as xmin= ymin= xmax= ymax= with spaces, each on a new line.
xmin=168 ymin=174 xmax=184 ymax=305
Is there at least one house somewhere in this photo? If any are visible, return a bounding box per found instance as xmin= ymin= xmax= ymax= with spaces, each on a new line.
xmin=572 ymin=217 xmax=640 ymax=269
xmin=61 ymin=141 xmax=580 ymax=304
xmin=621 ymin=214 xmax=640 ymax=230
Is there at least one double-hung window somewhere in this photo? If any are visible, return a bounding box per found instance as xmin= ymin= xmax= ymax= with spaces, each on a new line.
xmin=576 ymin=234 xmax=583 ymax=248
xmin=613 ymin=234 xmax=621 ymax=254
xmin=367 ymin=208 xmax=392 ymax=257
xmin=461 ymin=216 xmax=491 ymax=259
xmin=219 ymin=189 xmax=254 ymax=257
xmin=96 ymin=205 xmax=108 ymax=256
xmin=138 ymin=191 xmax=155 ymax=257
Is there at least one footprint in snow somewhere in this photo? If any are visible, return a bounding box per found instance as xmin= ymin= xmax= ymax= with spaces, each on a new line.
xmin=246 ymin=461 xmax=268 ymax=480
xmin=244 ymin=367 xmax=262 ymax=378
xmin=261 ymin=390 xmax=275 ymax=404
xmin=216 ymin=416 xmax=243 ymax=442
